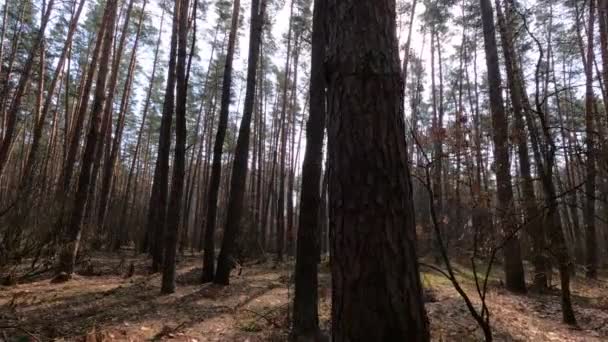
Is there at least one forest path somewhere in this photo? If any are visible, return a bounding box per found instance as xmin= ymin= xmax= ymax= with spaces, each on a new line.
xmin=0 ymin=253 xmax=606 ymax=341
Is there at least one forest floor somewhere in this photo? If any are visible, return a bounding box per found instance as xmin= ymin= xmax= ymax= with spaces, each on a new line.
xmin=0 ymin=253 xmax=607 ymax=341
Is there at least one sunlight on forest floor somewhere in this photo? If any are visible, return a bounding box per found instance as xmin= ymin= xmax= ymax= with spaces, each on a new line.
xmin=0 ymin=253 xmax=607 ymax=341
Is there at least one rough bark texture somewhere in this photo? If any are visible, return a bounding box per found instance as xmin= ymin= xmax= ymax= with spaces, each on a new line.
xmin=291 ymin=0 xmax=326 ymax=338
xmin=325 ymin=0 xmax=430 ymax=340
xmin=479 ymin=0 xmax=526 ymax=293
xmin=214 ymin=0 xmax=267 ymax=285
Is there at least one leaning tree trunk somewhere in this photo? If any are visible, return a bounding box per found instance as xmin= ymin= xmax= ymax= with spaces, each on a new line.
xmin=57 ymin=0 xmax=118 ymax=276
xmin=0 ymin=0 xmax=55 ymax=178
xmin=61 ymin=25 xmax=104 ymax=195
xmin=21 ymin=0 xmax=85 ymax=189
xmin=325 ymin=0 xmax=430 ymax=340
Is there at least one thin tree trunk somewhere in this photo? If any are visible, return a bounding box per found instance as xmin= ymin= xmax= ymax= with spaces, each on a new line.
xmin=291 ymin=0 xmax=326 ymax=336
xmin=0 ymin=0 xmax=55 ymax=178
xmin=162 ymin=0 xmax=189 ymax=294
xmin=214 ymin=0 xmax=267 ymax=285
xmin=584 ymin=0 xmax=598 ymax=279
xmin=124 ymin=8 xmax=164 ymax=252
xmin=104 ymin=0 xmax=147 ymax=248
xmin=93 ymin=0 xmax=136 ymax=230
xmin=61 ymin=19 xmax=105 ymax=194
xmin=57 ymin=0 xmax=118 ymax=275
xmin=146 ymin=0 xmax=180 ymax=272
xmin=21 ymin=0 xmax=85 ymax=189
xmin=275 ymin=0 xmax=295 ymax=263
xmin=496 ymin=0 xmax=547 ymax=290
xmin=479 ymin=0 xmax=526 ymax=293
xmin=285 ymin=35 xmax=300 ymax=258
xmin=201 ymin=0 xmax=241 ymax=283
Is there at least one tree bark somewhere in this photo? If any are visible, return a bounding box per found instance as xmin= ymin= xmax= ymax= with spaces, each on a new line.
xmin=495 ymin=0 xmax=547 ymax=290
xmin=104 ymin=0 xmax=147 ymax=248
xmin=201 ymin=0 xmax=241 ymax=283
xmin=122 ymin=8 xmax=165 ymax=253
xmin=162 ymin=0 xmax=190 ymax=294
xmin=325 ymin=0 xmax=430 ymax=340
xmin=97 ymin=0 xmax=141 ymax=234
xmin=214 ymin=0 xmax=267 ymax=285
xmin=584 ymin=0 xmax=598 ymax=279
xmin=146 ymin=0 xmax=180 ymax=272
xmin=57 ymin=0 xmax=118 ymax=275
xmin=479 ymin=0 xmax=526 ymax=293
xmin=291 ymin=0 xmax=325 ymax=337
xmin=61 ymin=13 xmax=107 ymax=194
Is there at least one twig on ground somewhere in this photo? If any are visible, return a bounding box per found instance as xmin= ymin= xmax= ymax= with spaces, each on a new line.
xmin=0 ymin=324 xmax=41 ymax=341
xmin=242 ymin=308 xmax=283 ymax=329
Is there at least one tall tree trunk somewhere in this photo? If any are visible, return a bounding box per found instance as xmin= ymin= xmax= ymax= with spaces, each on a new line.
xmin=201 ymin=0 xmax=241 ymax=283
xmin=285 ymin=37 xmax=300 ymax=258
xmin=275 ymin=0 xmax=295 ymax=263
xmin=61 ymin=17 xmax=106 ymax=194
xmin=146 ymin=0 xmax=180 ymax=272
xmin=179 ymin=0 xmax=200 ymax=254
xmin=90 ymin=0 xmax=135 ymax=227
xmin=325 ymin=0 xmax=429 ymax=340
xmin=161 ymin=0 xmax=189 ymax=294
xmin=479 ymin=0 xmax=526 ymax=293
xmin=292 ymin=0 xmax=326 ymax=337
xmin=104 ymin=0 xmax=147 ymax=248
xmin=599 ymin=0 xmax=608 ymax=118
xmin=584 ymin=0 xmax=598 ymax=279
xmin=123 ymin=8 xmax=165 ymax=253
xmin=430 ymin=28 xmax=444 ymax=260
xmin=495 ymin=0 xmax=547 ymax=290
xmin=214 ymin=0 xmax=267 ymax=285
xmin=57 ymin=0 xmax=118 ymax=275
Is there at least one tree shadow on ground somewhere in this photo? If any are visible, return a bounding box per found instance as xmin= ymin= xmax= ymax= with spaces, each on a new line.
xmin=0 ymin=257 xmax=287 ymax=340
